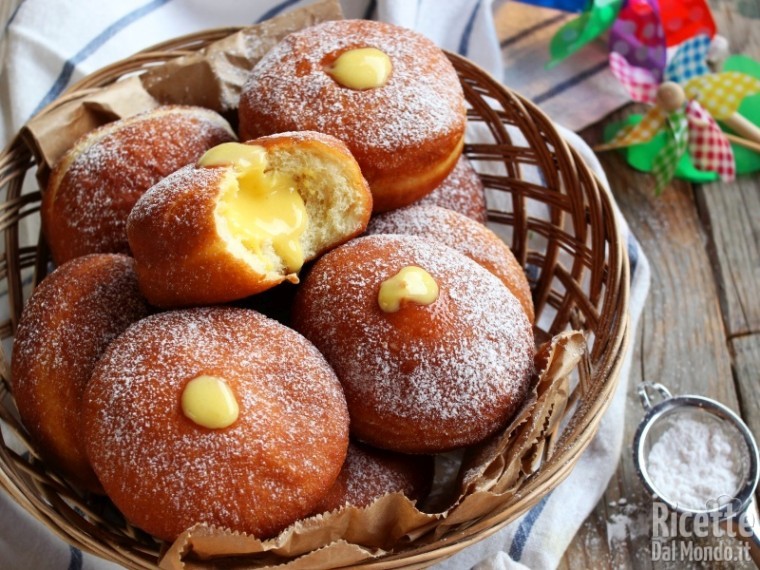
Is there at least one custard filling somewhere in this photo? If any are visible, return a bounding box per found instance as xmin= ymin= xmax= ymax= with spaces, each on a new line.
xmin=378 ymin=265 xmax=439 ymax=313
xmin=327 ymin=47 xmax=392 ymax=90
xmin=199 ymin=142 xmax=307 ymax=273
xmin=181 ymin=375 xmax=239 ymax=429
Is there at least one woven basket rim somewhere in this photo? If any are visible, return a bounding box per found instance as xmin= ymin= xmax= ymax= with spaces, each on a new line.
xmin=0 ymin=25 xmax=631 ymax=570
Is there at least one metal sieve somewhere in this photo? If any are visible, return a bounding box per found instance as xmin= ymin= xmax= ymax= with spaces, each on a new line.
xmin=633 ymin=382 xmax=760 ymax=564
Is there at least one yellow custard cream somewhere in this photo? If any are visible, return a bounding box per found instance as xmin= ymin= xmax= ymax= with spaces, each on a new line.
xmin=328 ymin=47 xmax=392 ymax=90
xmin=181 ymin=375 xmax=240 ymax=429
xmin=199 ymin=142 xmax=307 ymax=272
xmin=378 ymin=266 xmax=439 ymax=313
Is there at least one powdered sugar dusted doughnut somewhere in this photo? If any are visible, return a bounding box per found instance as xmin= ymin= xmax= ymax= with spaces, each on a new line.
xmin=292 ymin=234 xmax=534 ymax=453
xmin=367 ymin=205 xmax=534 ymax=323
xmin=43 ymin=105 xmax=236 ymax=265
xmin=238 ymin=19 xmax=466 ymax=212
xmin=312 ymin=442 xmax=433 ymax=513
xmin=415 ymin=155 xmax=487 ymax=223
xmin=11 ymin=254 xmax=150 ymax=492
xmin=82 ymin=307 xmax=349 ymax=542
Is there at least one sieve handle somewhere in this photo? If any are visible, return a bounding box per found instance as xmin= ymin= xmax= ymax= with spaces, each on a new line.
xmin=637 ymin=382 xmax=673 ymax=411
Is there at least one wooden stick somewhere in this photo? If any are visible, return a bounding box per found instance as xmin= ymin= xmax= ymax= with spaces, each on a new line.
xmin=724 ymin=132 xmax=760 ymax=154
xmin=723 ymin=112 xmax=760 ymax=146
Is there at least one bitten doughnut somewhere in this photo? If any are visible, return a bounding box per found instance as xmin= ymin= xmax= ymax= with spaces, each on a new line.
xmin=312 ymin=442 xmax=433 ymax=514
xmin=11 ymin=254 xmax=150 ymax=492
xmin=415 ymin=155 xmax=487 ymax=223
xmin=42 ymin=105 xmax=236 ymax=265
xmin=292 ymin=234 xmax=535 ymax=453
xmin=81 ymin=307 xmax=349 ymax=542
xmin=127 ymin=132 xmax=372 ymax=308
xmin=367 ymin=205 xmax=534 ymax=323
xmin=238 ymin=19 xmax=466 ymax=212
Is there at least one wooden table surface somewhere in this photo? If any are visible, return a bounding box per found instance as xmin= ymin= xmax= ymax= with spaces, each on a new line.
xmin=495 ymin=1 xmax=760 ymax=568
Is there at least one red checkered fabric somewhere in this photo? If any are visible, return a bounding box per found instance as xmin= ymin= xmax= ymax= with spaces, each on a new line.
xmin=686 ymin=100 xmax=736 ymax=182
xmin=609 ymin=52 xmax=659 ymax=104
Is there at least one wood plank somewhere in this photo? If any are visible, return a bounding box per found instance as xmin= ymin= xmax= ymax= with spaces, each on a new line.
xmin=732 ymin=333 xmax=760 ymax=445
xmin=694 ymin=178 xmax=760 ymax=336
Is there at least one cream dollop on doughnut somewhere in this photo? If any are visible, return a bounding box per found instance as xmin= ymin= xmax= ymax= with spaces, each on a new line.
xmin=367 ymin=204 xmax=535 ymax=323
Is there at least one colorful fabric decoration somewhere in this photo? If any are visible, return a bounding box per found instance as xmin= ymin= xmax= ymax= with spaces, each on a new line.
xmin=599 ymin=38 xmax=760 ymax=193
xmin=528 ymin=0 xmax=717 ymax=68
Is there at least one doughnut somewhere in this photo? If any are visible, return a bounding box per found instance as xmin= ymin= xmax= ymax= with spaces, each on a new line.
xmin=415 ymin=155 xmax=487 ymax=223
xmin=126 ymin=132 xmax=373 ymax=308
xmin=81 ymin=306 xmax=349 ymax=542
xmin=292 ymin=234 xmax=535 ymax=453
xmin=42 ymin=105 xmax=236 ymax=265
xmin=312 ymin=442 xmax=433 ymax=514
xmin=10 ymin=254 xmax=150 ymax=492
xmin=238 ymin=19 xmax=466 ymax=212
xmin=367 ymin=205 xmax=534 ymax=323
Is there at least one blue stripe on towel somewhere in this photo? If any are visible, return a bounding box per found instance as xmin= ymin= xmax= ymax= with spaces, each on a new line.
xmin=458 ymin=0 xmax=482 ymax=56
xmin=533 ymin=60 xmax=607 ymax=104
xmin=508 ymin=494 xmax=551 ymax=561
xmin=627 ymin=232 xmax=640 ymax=278
xmin=256 ymin=0 xmax=304 ymax=23
xmin=31 ymin=0 xmax=172 ymax=117
xmin=4 ymin=0 xmax=27 ymax=30
xmin=500 ymin=13 xmax=567 ymax=48
xmin=67 ymin=546 xmax=83 ymax=570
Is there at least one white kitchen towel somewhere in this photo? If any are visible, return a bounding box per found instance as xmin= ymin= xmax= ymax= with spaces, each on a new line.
xmin=0 ymin=1 xmax=650 ymax=569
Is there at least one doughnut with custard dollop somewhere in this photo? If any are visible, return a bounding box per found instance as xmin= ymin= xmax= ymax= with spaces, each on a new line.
xmin=292 ymin=234 xmax=534 ymax=454
xmin=82 ymin=306 xmax=349 ymax=542
xmin=238 ymin=19 xmax=466 ymax=212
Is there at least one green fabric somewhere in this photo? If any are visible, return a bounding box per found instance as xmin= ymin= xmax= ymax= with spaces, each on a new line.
xmin=721 ymin=55 xmax=760 ymax=174
xmin=547 ymin=0 xmax=622 ymax=68
xmin=603 ymin=117 xmax=719 ymax=183
xmin=604 ymin=114 xmax=760 ymax=179
xmin=651 ymin=110 xmax=689 ymax=194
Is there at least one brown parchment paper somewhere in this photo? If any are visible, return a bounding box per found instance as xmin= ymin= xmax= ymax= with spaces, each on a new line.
xmin=14 ymin=2 xmax=587 ymax=565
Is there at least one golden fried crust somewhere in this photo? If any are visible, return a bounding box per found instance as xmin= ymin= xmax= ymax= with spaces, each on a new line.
xmin=82 ymin=307 xmax=349 ymax=542
xmin=127 ymin=165 xmax=272 ymax=307
xmin=293 ymin=234 xmax=535 ymax=454
xmin=312 ymin=442 xmax=433 ymax=514
xmin=367 ymin=205 xmax=535 ymax=323
xmin=239 ymin=19 xmax=466 ymax=212
xmin=126 ymin=131 xmax=372 ymax=308
xmin=415 ymin=155 xmax=488 ymax=223
xmin=42 ymin=105 xmax=236 ymax=265
xmin=10 ymin=254 xmax=150 ymax=492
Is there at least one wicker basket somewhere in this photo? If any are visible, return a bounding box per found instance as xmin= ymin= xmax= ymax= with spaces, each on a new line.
xmin=0 ymin=28 xmax=629 ymax=569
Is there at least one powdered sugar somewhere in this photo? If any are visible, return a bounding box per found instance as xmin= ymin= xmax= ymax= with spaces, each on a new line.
xmin=646 ymin=415 xmax=745 ymax=510
xmin=44 ymin=106 xmax=234 ymax=263
xmin=367 ymin=204 xmax=534 ymax=321
xmin=416 ymin=155 xmax=487 ymax=223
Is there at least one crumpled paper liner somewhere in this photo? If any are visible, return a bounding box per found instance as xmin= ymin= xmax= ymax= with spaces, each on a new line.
xmin=14 ymin=3 xmax=587 ymax=565
xmin=159 ymin=332 xmax=585 ymax=569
